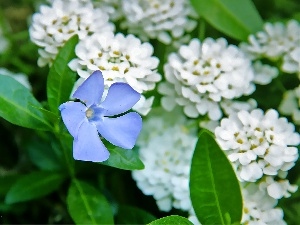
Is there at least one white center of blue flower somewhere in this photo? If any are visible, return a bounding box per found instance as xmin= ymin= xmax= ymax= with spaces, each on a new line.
xmin=85 ymin=108 xmax=94 ymax=119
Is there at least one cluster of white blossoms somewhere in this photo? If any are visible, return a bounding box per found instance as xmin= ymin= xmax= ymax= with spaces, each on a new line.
xmin=214 ymin=108 xmax=299 ymax=224
xmin=241 ymin=20 xmax=300 ymax=74
xmin=241 ymin=183 xmax=287 ymax=225
xmin=68 ymin=31 xmax=161 ymax=115
xmin=120 ymin=0 xmax=197 ymax=45
xmin=159 ymin=38 xmax=256 ymax=120
xmin=215 ymin=109 xmax=299 ymax=183
xmin=132 ymin=109 xmax=197 ymax=212
xmin=279 ymin=85 xmax=300 ymax=125
xmin=29 ymin=0 xmax=114 ymax=67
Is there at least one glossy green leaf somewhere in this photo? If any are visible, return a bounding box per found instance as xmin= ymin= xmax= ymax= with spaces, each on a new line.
xmin=116 ymin=205 xmax=156 ymax=224
xmin=67 ymin=179 xmax=114 ymax=224
xmin=100 ymin=146 xmax=144 ymax=170
xmin=0 ymin=75 xmax=51 ymax=130
xmin=189 ymin=131 xmax=242 ymax=225
xmin=47 ymin=35 xmax=78 ymax=114
xmin=148 ymin=215 xmax=193 ymax=225
xmin=190 ymin=0 xmax=263 ymax=40
xmin=5 ymin=171 xmax=65 ymax=204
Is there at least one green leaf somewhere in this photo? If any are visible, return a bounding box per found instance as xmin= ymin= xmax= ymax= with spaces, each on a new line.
xmin=25 ymin=136 xmax=64 ymax=171
xmin=5 ymin=171 xmax=65 ymax=204
xmin=67 ymin=179 xmax=114 ymax=224
xmin=116 ymin=205 xmax=156 ymax=224
xmin=190 ymin=0 xmax=263 ymax=40
xmin=148 ymin=215 xmax=193 ymax=225
xmin=100 ymin=146 xmax=144 ymax=170
xmin=47 ymin=35 xmax=78 ymax=114
xmin=0 ymin=175 xmax=20 ymax=197
xmin=0 ymin=75 xmax=51 ymax=130
xmin=189 ymin=131 xmax=242 ymax=225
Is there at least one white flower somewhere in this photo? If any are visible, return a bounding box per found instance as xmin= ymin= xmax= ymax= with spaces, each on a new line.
xmin=159 ymin=38 xmax=256 ymax=120
xmin=282 ymin=46 xmax=300 ymax=74
xmin=93 ymin=0 xmax=123 ymax=21
xmin=199 ymin=99 xmax=257 ymax=132
xmin=258 ymin=176 xmax=298 ymax=199
xmin=29 ymin=0 xmax=114 ymax=67
xmin=69 ymin=31 xmax=161 ymax=115
xmin=252 ymin=61 xmax=279 ymax=85
xmin=120 ymin=0 xmax=197 ymax=45
xmin=132 ymin=95 xmax=154 ymax=116
xmin=132 ymin=108 xmax=197 ymax=212
xmin=241 ymin=20 xmax=300 ymax=74
xmin=241 ymin=183 xmax=287 ymax=225
xmin=215 ymin=109 xmax=300 ymax=182
xmin=279 ymin=85 xmax=300 ymax=125
xmin=0 ymin=68 xmax=31 ymax=90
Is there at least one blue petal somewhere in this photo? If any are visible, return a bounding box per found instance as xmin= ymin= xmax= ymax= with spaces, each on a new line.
xmin=95 ymin=112 xmax=142 ymax=149
xmin=59 ymin=102 xmax=87 ymax=138
xmin=100 ymin=82 xmax=141 ymax=116
xmin=73 ymin=121 xmax=110 ymax=162
xmin=72 ymin=70 xmax=104 ymax=107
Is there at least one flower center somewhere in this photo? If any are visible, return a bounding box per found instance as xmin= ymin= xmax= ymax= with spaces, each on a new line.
xmin=85 ymin=108 xmax=94 ymax=119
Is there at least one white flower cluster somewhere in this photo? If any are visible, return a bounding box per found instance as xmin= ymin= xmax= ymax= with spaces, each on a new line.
xmin=29 ymin=0 xmax=114 ymax=67
xmin=68 ymin=31 xmax=161 ymax=115
xmin=120 ymin=0 xmax=197 ymax=45
xmin=241 ymin=20 xmax=300 ymax=74
xmin=215 ymin=109 xmax=299 ymax=183
xmin=159 ymin=38 xmax=256 ymax=120
xmin=279 ymin=85 xmax=300 ymax=125
xmin=132 ymin=109 xmax=197 ymax=212
xmin=241 ymin=183 xmax=287 ymax=225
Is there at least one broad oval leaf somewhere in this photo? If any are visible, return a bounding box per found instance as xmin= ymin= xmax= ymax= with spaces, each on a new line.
xmin=100 ymin=146 xmax=144 ymax=170
xmin=47 ymin=35 xmax=78 ymax=114
xmin=148 ymin=215 xmax=193 ymax=225
xmin=0 ymin=75 xmax=51 ymax=130
xmin=191 ymin=0 xmax=263 ymax=40
xmin=116 ymin=205 xmax=156 ymax=224
xmin=189 ymin=131 xmax=242 ymax=225
xmin=5 ymin=171 xmax=65 ymax=204
xmin=67 ymin=179 xmax=114 ymax=224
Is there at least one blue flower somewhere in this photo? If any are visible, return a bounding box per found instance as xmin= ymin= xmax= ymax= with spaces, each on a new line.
xmin=59 ymin=70 xmax=142 ymax=162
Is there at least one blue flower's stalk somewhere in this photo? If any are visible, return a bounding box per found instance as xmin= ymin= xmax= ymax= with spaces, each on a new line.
xmin=54 ymin=123 xmax=75 ymax=178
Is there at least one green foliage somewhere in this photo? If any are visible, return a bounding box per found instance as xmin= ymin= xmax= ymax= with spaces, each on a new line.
xmin=47 ymin=35 xmax=78 ymax=115
xmin=100 ymin=146 xmax=145 ymax=170
xmin=115 ymin=205 xmax=156 ymax=224
xmin=190 ymin=0 xmax=263 ymax=40
xmin=25 ymin=136 xmax=64 ymax=171
xmin=67 ymin=179 xmax=114 ymax=224
xmin=148 ymin=215 xmax=193 ymax=225
xmin=0 ymin=175 xmax=20 ymax=197
xmin=0 ymin=75 xmax=51 ymax=130
xmin=189 ymin=131 xmax=243 ymax=225
xmin=5 ymin=171 xmax=65 ymax=204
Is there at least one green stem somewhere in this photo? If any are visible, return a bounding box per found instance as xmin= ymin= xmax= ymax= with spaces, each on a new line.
xmin=275 ymin=77 xmax=286 ymax=94
xmin=54 ymin=124 xmax=75 ymax=178
xmin=198 ymin=18 xmax=206 ymax=41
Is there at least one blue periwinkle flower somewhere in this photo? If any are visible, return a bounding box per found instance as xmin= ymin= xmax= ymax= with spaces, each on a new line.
xmin=59 ymin=70 xmax=142 ymax=162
